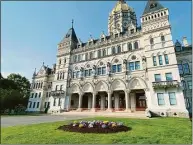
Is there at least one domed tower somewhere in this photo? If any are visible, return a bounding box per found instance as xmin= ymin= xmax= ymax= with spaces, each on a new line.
xmin=108 ymin=0 xmax=137 ymax=36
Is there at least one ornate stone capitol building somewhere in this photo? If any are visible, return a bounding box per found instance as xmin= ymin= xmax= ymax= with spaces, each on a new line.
xmin=27 ymin=0 xmax=189 ymax=117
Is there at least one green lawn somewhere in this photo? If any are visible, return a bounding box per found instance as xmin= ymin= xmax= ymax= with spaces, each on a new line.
xmin=1 ymin=117 xmax=192 ymax=144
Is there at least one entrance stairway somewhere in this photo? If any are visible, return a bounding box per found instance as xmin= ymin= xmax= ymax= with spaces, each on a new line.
xmin=56 ymin=110 xmax=148 ymax=119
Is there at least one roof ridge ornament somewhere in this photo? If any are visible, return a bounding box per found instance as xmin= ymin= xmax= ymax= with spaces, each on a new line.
xmin=72 ymin=19 xmax=74 ymax=28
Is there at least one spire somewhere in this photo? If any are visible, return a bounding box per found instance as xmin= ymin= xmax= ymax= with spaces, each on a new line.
xmin=143 ymin=0 xmax=164 ymax=15
xmin=33 ymin=68 xmax=36 ymax=76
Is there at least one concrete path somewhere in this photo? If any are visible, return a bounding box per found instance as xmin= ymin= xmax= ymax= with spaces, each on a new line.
xmin=1 ymin=114 xmax=90 ymax=127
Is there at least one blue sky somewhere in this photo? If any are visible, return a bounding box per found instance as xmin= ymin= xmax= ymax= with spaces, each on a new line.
xmin=1 ymin=1 xmax=192 ymax=81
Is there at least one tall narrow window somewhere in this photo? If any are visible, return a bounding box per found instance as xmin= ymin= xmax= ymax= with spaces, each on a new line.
xmin=134 ymin=42 xmax=139 ymax=49
xmin=44 ymin=102 xmax=47 ymax=108
xmin=182 ymin=80 xmax=186 ymax=90
xmin=39 ymin=92 xmax=41 ymax=98
xmin=37 ymin=102 xmax=40 ymax=108
xmin=117 ymin=64 xmax=122 ymax=72
xmin=29 ymin=102 xmax=32 ymax=108
xmin=33 ymin=102 xmax=36 ymax=108
xmin=135 ymin=61 xmax=140 ymax=70
xmin=85 ymin=53 xmax=88 ymax=60
xmin=164 ymin=54 xmax=169 ymax=64
xmin=103 ymin=49 xmax=106 ymax=57
xmin=117 ymin=46 xmax=121 ymax=53
xmin=161 ymin=35 xmax=165 ymax=42
xmin=165 ymin=73 xmax=172 ymax=81
xmin=112 ymin=47 xmax=116 ymax=54
xmin=55 ymin=85 xmax=59 ymax=91
xmin=76 ymin=71 xmax=80 ymax=78
xmin=97 ymin=68 xmax=102 ymax=75
xmin=128 ymin=43 xmax=132 ymax=51
xmin=53 ymin=98 xmax=56 ymax=106
xmin=89 ymin=69 xmax=92 ymax=76
xmin=187 ymin=81 xmax=192 ymax=90
xmin=129 ymin=62 xmax=135 ymax=71
xmin=35 ymin=93 xmax=38 ymax=98
xmin=158 ymin=55 xmax=163 ymax=65
xmin=98 ymin=50 xmax=101 ymax=58
xmin=150 ymin=38 xmax=154 ymax=45
xmin=60 ymin=85 xmax=63 ymax=90
xmin=157 ymin=93 xmax=165 ymax=105
xmin=85 ymin=70 xmax=89 ymax=77
xmin=31 ymin=93 xmax=34 ymax=98
xmin=102 ymin=67 xmax=106 ymax=75
xmin=153 ymin=56 xmax=157 ymax=66
xmin=58 ymin=98 xmax=61 ymax=106
xmin=112 ymin=65 xmax=116 ymax=73
xmin=90 ymin=52 xmax=93 ymax=59
xmin=183 ymin=63 xmax=190 ymax=74
xmin=154 ymin=74 xmax=161 ymax=81
xmin=169 ymin=92 xmax=177 ymax=105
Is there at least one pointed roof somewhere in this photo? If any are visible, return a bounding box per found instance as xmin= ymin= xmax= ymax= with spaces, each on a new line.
xmin=64 ymin=27 xmax=78 ymax=42
xmin=143 ymin=0 xmax=164 ymax=15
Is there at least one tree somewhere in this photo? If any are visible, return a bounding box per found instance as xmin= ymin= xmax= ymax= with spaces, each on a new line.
xmin=0 ymin=73 xmax=31 ymax=113
xmin=7 ymin=73 xmax=31 ymax=98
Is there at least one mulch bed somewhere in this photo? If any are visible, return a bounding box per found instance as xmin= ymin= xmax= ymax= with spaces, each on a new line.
xmin=57 ymin=124 xmax=131 ymax=134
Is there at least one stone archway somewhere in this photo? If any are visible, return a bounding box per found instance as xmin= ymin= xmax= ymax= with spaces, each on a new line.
xmin=128 ymin=77 xmax=148 ymax=111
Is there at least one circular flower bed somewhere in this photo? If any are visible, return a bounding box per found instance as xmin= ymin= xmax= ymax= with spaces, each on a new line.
xmin=58 ymin=120 xmax=131 ymax=133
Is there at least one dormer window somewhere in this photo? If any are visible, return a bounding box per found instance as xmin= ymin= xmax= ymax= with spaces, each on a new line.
xmin=150 ymin=3 xmax=157 ymax=9
xmin=130 ymin=29 xmax=134 ymax=34
xmin=78 ymin=44 xmax=81 ymax=48
xmin=115 ymin=34 xmax=118 ymax=38
xmin=89 ymin=41 xmax=92 ymax=45
xmin=101 ymin=38 xmax=105 ymax=42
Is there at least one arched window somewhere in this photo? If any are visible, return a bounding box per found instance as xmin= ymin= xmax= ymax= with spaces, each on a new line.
xmin=150 ymin=38 xmax=154 ymax=45
xmin=134 ymin=42 xmax=139 ymax=49
xmin=117 ymin=45 xmax=121 ymax=53
xmin=158 ymin=13 xmax=160 ymax=17
xmin=128 ymin=43 xmax=132 ymax=51
xmin=59 ymin=59 xmax=61 ymax=65
xmin=40 ymin=82 xmax=43 ymax=88
xmin=112 ymin=47 xmax=116 ymax=54
xmin=161 ymin=12 xmax=163 ymax=16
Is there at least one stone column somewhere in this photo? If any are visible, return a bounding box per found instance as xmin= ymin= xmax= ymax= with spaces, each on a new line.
xmin=91 ymin=92 xmax=96 ymax=112
xmin=114 ymin=92 xmax=119 ymax=111
xmin=106 ymin=91 xmax=113 ymax=112
xmin=100 ymin=93 xmax=105 ymax=111
xmin=130 ymin=93 xmax=136 ymax=112
xmin=88 ymin=94 xmax=92 ymax=109
xmin=125 ymin=90 xmax=131 ymax=112
xmin=77 ymin=93 xmax=83 ymax=112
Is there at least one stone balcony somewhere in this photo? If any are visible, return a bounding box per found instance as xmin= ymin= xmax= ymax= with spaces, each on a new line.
xmin=152 ymin=80 xmax=180 ymax=89
xmin=50 ymin=90 xmax=65 ymax=97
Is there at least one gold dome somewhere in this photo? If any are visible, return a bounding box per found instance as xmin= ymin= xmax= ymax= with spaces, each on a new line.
xmin=111 ymin=0 xmax=132 ymax=15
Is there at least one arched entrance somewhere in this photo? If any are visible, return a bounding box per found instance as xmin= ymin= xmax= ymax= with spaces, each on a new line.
xmin=112 ymin=90 xmax=125 ymax=111
xmin=70 ymin=93 xmax=79 ymax=110
xmin=82 ymin=92 xmax=92 ymax=110
xmin=128 ymin=77 xmax=148 ymax=111
xmin=95 ymin=91 xmax=108 ymax=111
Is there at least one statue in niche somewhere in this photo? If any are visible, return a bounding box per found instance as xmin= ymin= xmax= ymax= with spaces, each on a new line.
xmin=92 ymin=65 xmax=96 ymax=76
xmin=107 ymin=62 xmax=111 ymax=75
xmin=142 ymin=56 xmax=147 ymax=71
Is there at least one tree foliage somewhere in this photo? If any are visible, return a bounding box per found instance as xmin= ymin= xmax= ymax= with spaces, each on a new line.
xmin=0 ymin=73 xmax=31 ymax=113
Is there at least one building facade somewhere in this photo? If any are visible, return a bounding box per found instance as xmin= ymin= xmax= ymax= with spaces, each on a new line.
xmin=175 ymin=38 xmax=192 ymax=109
xmin=27 ymin=0 xmax=189 ymax=117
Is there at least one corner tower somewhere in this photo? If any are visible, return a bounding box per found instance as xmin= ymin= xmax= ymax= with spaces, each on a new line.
xmin=108 ymin=0 xmax=137 ymax=36
xmin=51 ymin=21 xmax=78 ymax=112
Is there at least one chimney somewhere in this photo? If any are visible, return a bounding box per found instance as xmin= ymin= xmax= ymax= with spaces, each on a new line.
xmin=182 ymin=37 xmax=189 ymax=47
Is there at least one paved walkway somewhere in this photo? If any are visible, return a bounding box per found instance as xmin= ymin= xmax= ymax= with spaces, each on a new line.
xmin=1 ymin=114 xmax=89 ymax=127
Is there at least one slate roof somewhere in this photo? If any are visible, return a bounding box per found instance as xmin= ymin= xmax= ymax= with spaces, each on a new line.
xmin=65 ymin=27 xmax=78 ymax=43
xmin=143 ymin=0 xmax=164 ymax=15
